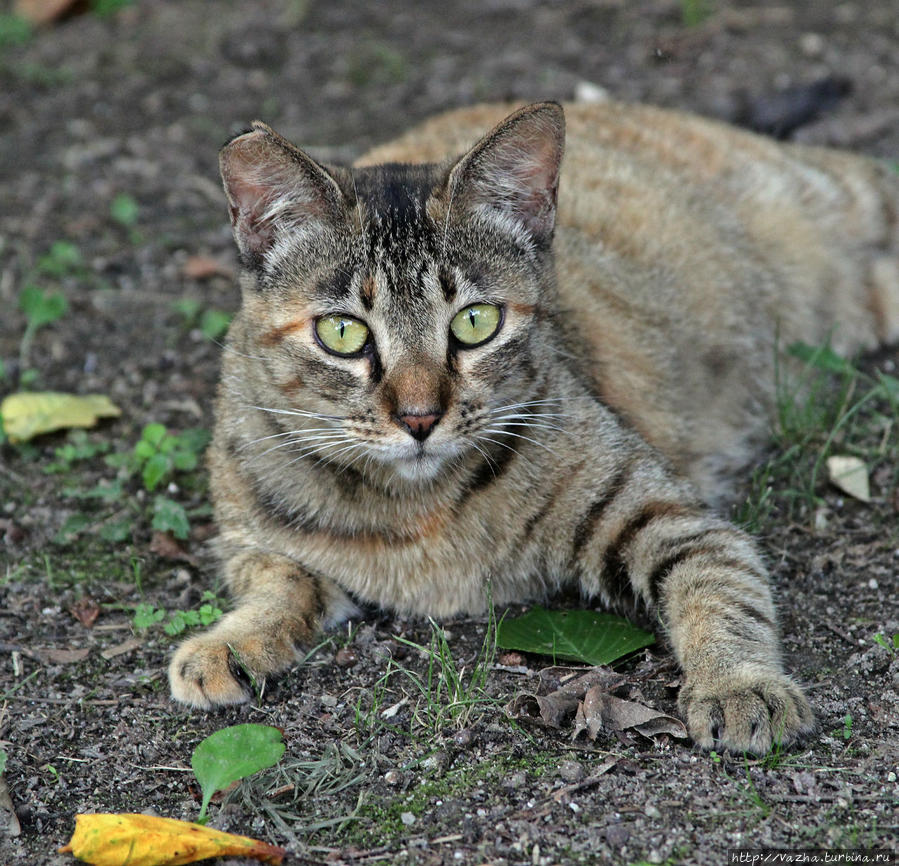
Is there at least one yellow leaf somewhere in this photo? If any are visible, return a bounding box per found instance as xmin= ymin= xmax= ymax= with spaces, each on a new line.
xmin=59 ymin=813 xmax=285 ymax=866
xmin=0 ymin=392 xmax=120 ymax=443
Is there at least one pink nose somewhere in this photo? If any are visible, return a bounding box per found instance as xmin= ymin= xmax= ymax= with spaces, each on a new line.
xmin=396 ymin=412 xmax=442 ymax=442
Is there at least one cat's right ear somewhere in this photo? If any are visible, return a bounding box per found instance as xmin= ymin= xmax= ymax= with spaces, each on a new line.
xmin=219 ymin=122 xmax=346 ymax=267
xmin=442 ymin=102 xmax=565 ymax=247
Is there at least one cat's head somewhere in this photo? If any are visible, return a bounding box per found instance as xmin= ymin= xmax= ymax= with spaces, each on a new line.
xmin=219 ymin=103 xmax=565 ymax=482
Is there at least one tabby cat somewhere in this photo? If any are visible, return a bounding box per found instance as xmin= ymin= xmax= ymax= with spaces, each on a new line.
xmin=169 ymin=100 xmax=899 ymax=754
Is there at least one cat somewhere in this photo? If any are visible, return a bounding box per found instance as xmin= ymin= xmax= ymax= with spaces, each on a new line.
xmin=168 ymin=100 xmax=899 ymax=754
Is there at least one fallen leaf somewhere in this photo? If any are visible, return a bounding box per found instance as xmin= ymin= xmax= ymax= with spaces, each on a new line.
xmin=100 ymin=637 xmax=142 ymax=660
xmin=70 ymin=597 xmax=101 ymax=628
xmin=507 ymin=691 xmax=580 ymax=729
xmin=0 ymin=774 xmax=21 ymax=837
xmin=0 ymin=392 xmax=120 ymax=443
xmin=59 ymin=813 xmax=285 ymax=865
xmin=506 ymin=667 xmax=625 ymax=729
xmin=35 ymin=647 xmax=90 ymax=665
xmin=182 ymin=256 xmax=234 ymax=280
xmin=574 ymin=687 xmax=687 ymax=741
xmin=826 ymin=455 xmax=870 ymax=502
xmin=14 ymin=0 xmax=79 ymax=25
xmin=149 ymin=531 xmax=198 ymax=566
xmin=192 ymin=724 xmax=285 ymax=823
xmin=497 ymin=607 xmax=655 ymax=666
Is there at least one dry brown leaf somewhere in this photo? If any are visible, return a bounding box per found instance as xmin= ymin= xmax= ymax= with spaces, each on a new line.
xmin=575 ymin=687 xmax=688 ymax=741
xmin=14 ymin=0 xmax=80 ymax=25
xmin=100 ymin=637 xmax=142 ymax=661
xmin=150 ymin=531 xmax=198 ymax=566
xmin=70 ymin=597 xmax=101 ymax=629
xmin=36 ymin=647 xmax=90 ymax=665
xmin=0 ymin=775 xmax=21 ymax=838
xmin=507 ymin=691 xmax=580 ymax=728
xmin=182 ymin=256 xmax=234 ymax=280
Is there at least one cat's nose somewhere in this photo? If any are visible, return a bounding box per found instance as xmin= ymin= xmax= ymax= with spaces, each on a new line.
xmin=396 ymin=411 xmax=443 ymax=442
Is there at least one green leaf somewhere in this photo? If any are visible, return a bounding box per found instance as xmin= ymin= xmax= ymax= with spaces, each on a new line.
xmin=37 ymin=241 xmax=82 ymax=277
xmin=787 ymin=342 xmax=858 ymax=376
xmin=99 ymin=519 xmax=133 ymax=543
xmin=192 ymin=724 xmax=285 ymax=823
xmin=152 ymin=497 xmax=190 ymax=539
xmin=133 ymin=602 xmax=166 ymax=630
xmin=110 ymin=193 xmax=139 ymax=227
xmin=496 ymin=607 xmax=655 ymax=666
xmin=172 ymin=297 xmax=202 ymax=325
xmin=199 ymin=309 xmax=232 ymax=341
xmin=0 ymin=14 xmax=32 ymax=48
xmin=141 ymin=422 xmax=167 ymax=448
xmin=142 ymin=452 xmax=170 ymax=491
xmin=19 ymin=286 xmax=68 ymax=329
xmin=0 ymin=748 xmax=6 ymax=774
xmin=54 ymin=513 xmax=92 ymax=544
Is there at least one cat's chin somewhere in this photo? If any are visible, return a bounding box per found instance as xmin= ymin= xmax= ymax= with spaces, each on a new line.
xmin=388 ymin=453 xmax=450 ymax=482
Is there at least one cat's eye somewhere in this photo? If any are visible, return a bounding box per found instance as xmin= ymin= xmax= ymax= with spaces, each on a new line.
xmin=315 ymin=315 xmax=369 ymax=356
xmin=449 ymin=303 xmax=503 ymax=347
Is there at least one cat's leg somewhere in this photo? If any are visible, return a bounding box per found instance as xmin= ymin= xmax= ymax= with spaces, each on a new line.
xmin=572 ymin=473 xmax=815 ymax=754
xmin=169 ymin=550 xmax=355 ymax=708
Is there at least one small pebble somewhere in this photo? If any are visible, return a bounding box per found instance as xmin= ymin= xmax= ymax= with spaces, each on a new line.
xmin=558 ymin=760 xmax=584 ymax=782
xmin=453 ymin=728 xmax=473 ymax=747
xmin=400 ymin=811 xmax=415 ymax=826
xmin=384 ymin=770 xmax=402 ymax=785
xmin=335 ymin=647 xmax=358 ymax=667
xmin=644 ymin=804 xmax=662 ymax=819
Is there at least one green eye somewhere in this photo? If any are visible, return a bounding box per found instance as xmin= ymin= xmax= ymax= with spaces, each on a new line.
xmin=450 ymin=303 xmax=503 ymax=347
xmin=315 ymin=315 xmax=369 ymax=355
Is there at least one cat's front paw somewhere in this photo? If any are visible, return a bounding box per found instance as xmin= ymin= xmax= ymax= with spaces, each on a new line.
xmin=679 ymin=669 xmax=816 ymax=755
xmin=169 ymin=634 xmax=255 ymax=709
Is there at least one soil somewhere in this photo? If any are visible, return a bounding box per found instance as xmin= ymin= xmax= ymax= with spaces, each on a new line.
xmin=1 ymin=1 xmax=898 ymax=864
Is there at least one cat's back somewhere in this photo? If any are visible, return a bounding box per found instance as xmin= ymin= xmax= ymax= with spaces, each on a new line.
xmin=360 ymin=101 xmax=899 ymax=498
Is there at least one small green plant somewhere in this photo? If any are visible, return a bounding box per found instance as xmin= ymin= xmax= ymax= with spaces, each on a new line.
xmin=738 ymin=339 xmax=899 ymax=529
xmin=132 ymin=592 xmax=224 ymax=635
xmin=91 ymin=0 xmax=135 ymax=15
xmin=842 ymin=712 xmax=853 ymax=741
xmin=18 ymin=284 xmax=68 ymax=374
xmin=192 ymin=724 xmax=285 ymax=824
xmin=873 ymin=633 xmax=899 ymax=655
xmin=132 ymin=602 xmax=166 ymax=630
xmin=164 ymin=592 xmax=224 ymax=636
xmin=133 ymin=423 xmax=210 ymax=492
xmin=152 ymin=496 xmax=191 ymax=539
xmin=35 ymin=241 xmax=83 ymax=278
xmin=172 ymin=299 xmax=233 ymax=341
xmin=44 ymin=430 xmax=110 ymax=473
xmin=0 ymin=14 xmax=31 ymax=48
xmin=681 ymin=0 xmax=713 ymax=26
xmin=392 ymin=610 xmax=500 ymax=734
xmin=110 ymin=192 xmax=139 ymax=227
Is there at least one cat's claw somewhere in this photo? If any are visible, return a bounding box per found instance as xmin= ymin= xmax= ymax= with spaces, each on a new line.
xmin=169 ymin=636 xmax=254 ymax=709
xmin=679 ymin=671 xmax=816 ymax=755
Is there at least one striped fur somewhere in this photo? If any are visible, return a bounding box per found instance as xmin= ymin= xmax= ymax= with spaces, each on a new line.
xmin=169 ymin=101 xmax=899 ymax=754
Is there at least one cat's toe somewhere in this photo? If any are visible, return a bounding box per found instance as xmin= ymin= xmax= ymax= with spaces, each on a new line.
xmin=169 ymin=636 xmax=254 ymax=708
xmin=680 ymin=672 xmax=816 ymax=755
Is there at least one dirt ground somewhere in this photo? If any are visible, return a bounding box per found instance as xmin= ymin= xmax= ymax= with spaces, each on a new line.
xmin=1 ymin=1 xmax=898 ymax=864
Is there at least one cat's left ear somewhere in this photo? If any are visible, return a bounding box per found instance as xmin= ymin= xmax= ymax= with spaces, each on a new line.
xmin=444 ymin=102 xmax=565 ymax=245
